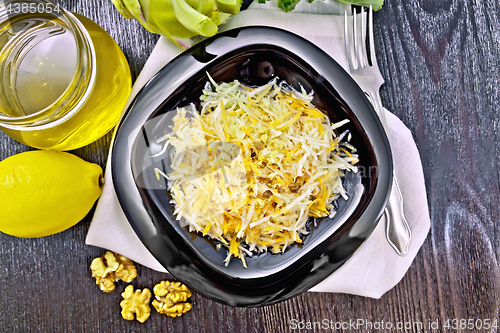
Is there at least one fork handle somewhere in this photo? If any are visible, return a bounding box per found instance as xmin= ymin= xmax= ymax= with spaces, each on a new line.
xmin=371 ymin=90 xmax=388 ymax=128
xmin=368 ymin=91 xmax=412 ymax=256
xmin=386 ymin=176 xmax=411 ymax=256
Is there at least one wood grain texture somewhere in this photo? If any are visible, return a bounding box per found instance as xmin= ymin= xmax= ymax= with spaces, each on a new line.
xmin=1 ymin=0 xmax=499 ymax=332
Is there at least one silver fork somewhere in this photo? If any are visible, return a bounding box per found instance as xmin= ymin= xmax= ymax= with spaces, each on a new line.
xmin=344 ymin=6 xmax=411 ymax=256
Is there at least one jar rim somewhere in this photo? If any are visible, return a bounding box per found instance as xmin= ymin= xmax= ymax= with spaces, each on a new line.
xmin=0 ymin=0 xmax=97 ymax=129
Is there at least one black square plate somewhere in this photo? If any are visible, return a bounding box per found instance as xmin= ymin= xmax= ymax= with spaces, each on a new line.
xmin=111 ymin=26 xmax=392 ymax=307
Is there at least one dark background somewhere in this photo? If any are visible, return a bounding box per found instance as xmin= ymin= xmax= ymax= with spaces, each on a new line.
xmin=1 ymin=0 xmax=499 ymax=332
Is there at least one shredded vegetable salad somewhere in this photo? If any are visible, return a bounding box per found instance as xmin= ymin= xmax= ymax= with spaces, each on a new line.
xmin=155 ymin=75 xmax=359 ymax=267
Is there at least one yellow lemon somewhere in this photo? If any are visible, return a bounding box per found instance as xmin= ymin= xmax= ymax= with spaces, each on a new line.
xmin=0 ymin=150 xmax=103 ymax=238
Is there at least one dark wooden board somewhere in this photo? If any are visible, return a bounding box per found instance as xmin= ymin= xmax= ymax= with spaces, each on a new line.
xmin=1 ymin=0 xmax=499 ymax=332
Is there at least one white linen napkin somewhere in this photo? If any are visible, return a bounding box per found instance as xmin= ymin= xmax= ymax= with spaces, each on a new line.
xmin=86 ymin=1 xmax=430 ymax=299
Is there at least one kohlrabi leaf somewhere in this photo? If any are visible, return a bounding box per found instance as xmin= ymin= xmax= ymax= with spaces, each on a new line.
xmin=258 ymin=0 xmax=384 ymax=11
xmin=337 ymin=0 xmax=384 ymax=11
xmin=277 ymin=0 xmax=301 ymax=12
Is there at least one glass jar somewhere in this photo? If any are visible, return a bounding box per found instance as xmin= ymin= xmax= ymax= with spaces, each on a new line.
xmin=0 ymin=0 xmax=131 ymax=150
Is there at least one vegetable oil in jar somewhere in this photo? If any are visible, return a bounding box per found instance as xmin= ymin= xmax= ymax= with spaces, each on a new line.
xmin=0 ymin=0 xmax=131 ymax=150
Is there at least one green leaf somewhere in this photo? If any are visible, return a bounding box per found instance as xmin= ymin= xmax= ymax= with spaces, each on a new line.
xmin=337 ymin=0 xmax=384 ymax=11
xmin=257 ymin=0 xmax=384 ymax=12
xmin=216 ymin=0 xmax=243 ymax=15
xmin=277 ymin=0 xmax=302 ymax=12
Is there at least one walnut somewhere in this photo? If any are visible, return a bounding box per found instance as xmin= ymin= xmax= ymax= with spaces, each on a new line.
xmin=90 ymin=251 xmax=137 ymax=292
xmin=120 ymin=285 xmax=151 ymax=323
xmin=152 ymin=281 xmax=193 ymax=317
